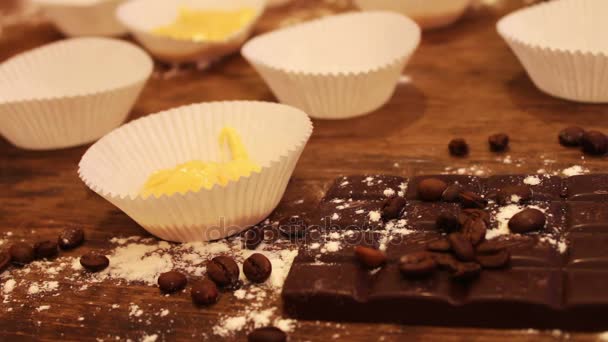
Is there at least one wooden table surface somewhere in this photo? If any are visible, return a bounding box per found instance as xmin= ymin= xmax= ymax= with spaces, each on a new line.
xmin=1 ymin=0 xmax=607 ymax=341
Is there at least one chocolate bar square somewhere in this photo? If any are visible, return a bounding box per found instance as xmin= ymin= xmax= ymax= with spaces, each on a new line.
xmin=485 ymin=175 xmax=562 ymax=202
xmin=316 ymin=200 xmax=385 ymax=230
xmin=566 ymin=201 xmax=608 ymax=233
xmin=402 ymin=201 xmax=461 ymax=231
xmin=323 ymin=175 xmax=407 ymax=201
xmin=566 ymin=233 xmax=608 ymax=268
xmin=406 ymin=175 xmax=483 ymax=200
xmin=563 ymin=174 xmax=608 ymax=201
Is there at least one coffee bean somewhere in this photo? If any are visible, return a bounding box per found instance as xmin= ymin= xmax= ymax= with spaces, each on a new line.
xmin=435 ymin=213 xmax=461 ymax=233
xmin=157 ymin=271 xmax=187 ymax=293
xmin=0 ymin=250 xmax=11 ymax=274
xmin=243 ymin=253 xmax=272 ymax=283
xmin=191 ymin=279 xmax=219 ymax=306
xmin=58 ymin=228 xmax=84 ymax=250
xmin=508 ymin=208 xmax=546 ymax=233
xmin=461 ymin=218 xmax=487 ymax=246
xmin=381 ymin=196 xmax=406 ymax=221
xmin=79 ymin=252 xmax=109 ymax=272
xmin=559 ymin=126 xmax=585 ymax=147
xmin=441 ymin=184 xmax=463 ymax=202
xmin=581 ymin=130 xmax=608 ymax=156
xmin=417 ymin=178 xmax=448 ymax=201
xmin=458 ymin=209 xmax=490 ymax=227
xmin=488 ymin=133 xmax=509 ymax=152
xmin=34 ymin=240 xmax=58 ymax=260
xmin=248 ymin=326 xmax=287 ymax=342
xmin=426 ymin=238 xmax=451 ymax=252
xmin=432 ymin=252 xmax=459 ymax=270
xmin=448 ymin=233 xmax=475 ymax=261
xmin=244 ymin=226 xmax=264 ymax=250
xmin=450 ymin=262 xmax=481 ymax=280
xmin=496 ymin=185 xmax=532 ymax=205
xmin=448 ymin=138 xmax=469 ymax=157
xmin=9 ymin=243 xmax=34 ymax=266
xmin=458 ymin=191 xmax=487 ymax=209
xmin=278 ymin=216 xmax=308 ymax=238
xmin=476 ymin=240 xmax=508 ymax=254
xmin=399 ymin=252 xmax=437 ymax=277
xmin=476 ymin=249 xmax=511 ymax=269
xmin=207 ymin=256 xmax=240 ymax=287
xmin=354 ymin=245 xmax=387 ymax=268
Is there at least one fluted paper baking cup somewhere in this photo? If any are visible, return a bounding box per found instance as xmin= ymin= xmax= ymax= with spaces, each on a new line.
xmin=33 ymin=0 xmax=128 ymax=37
xmin=78 ymin=101 xmax=313 ymax=242
xmin=116 ymin=0 xmax=266 ymax=63
xmin=354 ymin=0 xmax=472 ymax=30
xmin=497 ymin=0 xmax=608 ymax=103
xmin=0 ymin=38 xmax=152 ymax=150
xmin=241 ymin=11 xmax=420 ymax=119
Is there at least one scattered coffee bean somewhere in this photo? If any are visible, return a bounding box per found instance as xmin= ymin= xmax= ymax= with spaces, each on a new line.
xmin=426 ymin=238 xmax=451 ymax=252
xmin=450 ymin=262 xmax=481 ymax=280
xmin=496 ymin=185 xmax=532 ymax=205
xmin=476 ymin=240 xmax=508 ymax=254
xmin=488 ymin=133 xmax=509 ymax=152
xmin=559 ymin=126 xmax=585 ymax=147
xmin=0 ymin=250 xmax=11 ymax=274
xmin=244 ymin=226 xmax=264 ymax=250
xmin=458 ymin=209 xmax=490 ymax=227
xmin=34 ymin=240 xmax=58 ymax=260
xmin=581 ymin=130 xmax=608 ymax=156
xmin=432 ymin=252 xmax=460 ymax=270
xmin=191 ymin=279 xmax=219 ymax=306
xmin=476 ymin=249 xmax=511 ymax=269
xmin=435 ymin=213 xmax=461 ymax=233
xmin=207 ymin=256 xmax=240 ymax=287
xmin=399 ymin=252 xmax=437 ymax=277
xmin=448 ymin=233 xmax=475 ymax=261
xmin=458 ymin=191 xmax=487 ymax=209
xmin=278 ymin=216 xmax=308 ymax=238
xmin=381 ymin=196 xmax=406 ymax=221
xmin=417 ymin=178 xmax=448 ymax=201
xmin=248 ymin=326 xmax=287 ymax=342
xmin=461 ymin=218 xmax=487 ymax=246
xmin=508 ymin=208 xmax=546 ymax=233
xmin=441 ymin=184 xmax=463 ymax=202
xmin=243 ymin=253 xmax=272 ymax=283
xmin=58 ymin=228 xmax=85 ymax=250
xmin=9 ymin=243 xmax=34 ymax=266
xmin=79 ymin=252 xmax=109 ymax=272
xmin=448 ymin=138 xmax=469 ymax=157
xmin=354 ymin=245 xmax=387 ymax=268
xmin=157 ymin=271 xmax=188 ymax=293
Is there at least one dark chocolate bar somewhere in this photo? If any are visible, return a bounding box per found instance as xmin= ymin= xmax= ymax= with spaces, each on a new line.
xmin=282 ymin=174 xmax=608 ymax=331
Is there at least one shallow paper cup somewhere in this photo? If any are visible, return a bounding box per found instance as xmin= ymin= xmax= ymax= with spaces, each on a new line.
xmin=116 ymin=0 xmax=266 ymax=64
xmin=241 ymin=11 xmax=421 ymax=120
xmin=0 ymin=38 xmax=152 ymax=150
xmin=78 ymin=101 xmax=313 ymax=242
xmin=354 ymin=0 xmax=472 ymax=30
xmin=498 ymin=0 xmax=608 ymax=103
xmin=33 ymin=0 xmax=128 ymax=37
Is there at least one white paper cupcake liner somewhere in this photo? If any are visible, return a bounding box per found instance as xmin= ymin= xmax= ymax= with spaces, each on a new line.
xmin=116 ymin=0 xmax=266 ymax=63
xmin=78 ymin=101 xmax=313 ymax=242
xmin=354 ymin=0 xmax=472 ymax=30
xmin=241 ymin=11 xmax=421 ymax=120
xmin=0 ymin=37 xmax=153 ymax=150
xmin=497 ymin=0 xmax=608 ymax=103
xmin=33 ymin=0 xmax=128 ymax=37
